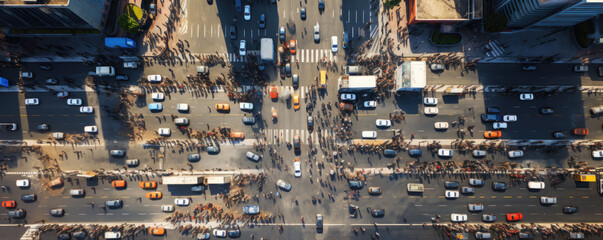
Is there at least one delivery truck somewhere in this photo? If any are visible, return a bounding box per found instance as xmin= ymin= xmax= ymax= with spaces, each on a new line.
xmin=260 ymin=38 xmax=274 ymax=70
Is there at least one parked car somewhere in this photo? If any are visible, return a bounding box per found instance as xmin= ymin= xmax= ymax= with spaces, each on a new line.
xmin=110 ymin=150 xmax=125 ymax=157
xmin=438 ymin=149 xmax=453 ymax=157
xmin=444 ymin=181 xmax=459 ymax=189
xmin=424 ymin=107 xmax=438 ymax=115
xmin=174 ymin=198 xmax=190 ymax=206
xmin=493 ymin=122 xmax=507 ymax=129
xmin=126 ymin=159 xmax=139 ymax=167
xmin=340 ymin=93 xmax=356 ymax=101
xmin=243 ymin=205 xmax=260 ymax=215
xmin=423 ymin=97 xmax=438 ymax=105
xmin=492 ymin=182 xmax=508 ymax=191
xmin=409 ymin=148 xmax=422 ymax=157
xmin=508 ymin=150 xmax=523 ymax=158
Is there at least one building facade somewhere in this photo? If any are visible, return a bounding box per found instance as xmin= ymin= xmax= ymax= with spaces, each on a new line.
xmin=0 ymin=0 xmax=108 ymax=30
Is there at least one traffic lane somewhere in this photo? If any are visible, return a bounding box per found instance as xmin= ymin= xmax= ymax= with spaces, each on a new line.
xmin=475 ymin=63 xmax=601 ymax=85
xmin=18 ymin=63 xmax=94 ymax=86
xmin=356 ymin=175 xmax=603 ymax=223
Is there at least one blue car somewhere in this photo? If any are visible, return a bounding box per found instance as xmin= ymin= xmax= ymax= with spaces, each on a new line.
xmin=408 ymin=148 xmax=422 ymax=157
xmin=149 ymin=103 xmax=163 ymax=111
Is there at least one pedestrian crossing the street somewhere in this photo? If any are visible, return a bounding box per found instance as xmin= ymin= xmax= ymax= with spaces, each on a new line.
xmin=195 ymin=49 xmax=335 ymax=64
xmin=212 ymin=85 xmax=311 ymax=99
xmin=261 ymin=129 xmax=334 ymax=145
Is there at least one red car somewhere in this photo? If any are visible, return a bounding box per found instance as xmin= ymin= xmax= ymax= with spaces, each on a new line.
xmin=506 ymin=213 xmax=523 ymax=222
xmin=2 ymin=200 xmax=16 ymax=208
xmin=289 ymin=40 xmax=296 ymax=54
xmin=269 ymin=86 xmax=278 ymax=99
xmin=339 ymin=103 xmax=354 ymax=111
xmin=572 ymin=128 xmax=589 ymax=136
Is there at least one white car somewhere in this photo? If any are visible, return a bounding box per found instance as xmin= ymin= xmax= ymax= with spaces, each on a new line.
xmin=177 ymin=103 xmax=189 ymax=112
xmin=493 ymin=122 xmax=507 ymax=129
xmin=16 ymin=179 xmax=30 ymax=187
xmin=21 ymin=72 xmax=33 ymax=78
xmin=362 ymin=131 xmax=377 ymax=139
xmin=161 ymin=205 xmax=175 ymax=212
xmin=57 ymin=91 xmax=69 ymax=98
xmin=364 ymin=101 xmax=377 ymax=108
xmin=434 ymin=122 xmax=449 ymax=130
xmin=148 ymin=74 xmax=162 ymax=82
xmin=239 ymin=40 xmax=246 ymax=56
xmin=313 ymin=24 xmax=320 ymax=42
xmin=574 ymin=65 xmax=588 ymax=72
xmin=174 ymin=198 xmax=190 ymax=206
xmin=276 ymin=179 xmax=291 ymax=191
xmin=158 ymin=128 xmax=171 ymax=136
xmin=472 ymin=150 xmax=487 ymax=157
xmin=375 ymin=119 xmax=391 ymax=127
xmin=423 ymin=97 xmax=438 ymax=105
xmin=331 ymin=36 xmax=338 ymax=53
xmin=450 ymin=213 xmax=467 ymax=222
xmin=508 ymin=150 xmax=523 ymax=158
xmin=124 ymin=62 xmax=138 ymax=69
xmin=80 ymin=106 xmax=94 ymax=113
xmin=519 ymin=93 xmax=534 ymax=100
xmin=151 ymin=92 xmax=164 ymax=101
xmin=293 ymin=161 xmax=301 ymax=177
xmin=67 ymin=98 xmax=82 ymax=106
xmin=340 ymin=93 xmax=356 ymax=101
xmin=239 ymin=102 xmax=253 ymax=110
xmin=438 ymin=149 xmax=453 ymax=157
xmin=503 ymin=115 xmax=517 ymax=122
xmin=424 ymin=107 xmax=438 ymax=115
xmin=243 ymin=5 xmax=251 ymax=21
xmin=468 ymin=204 xmax=484 ymax=212
xmin=25 ymin=98 xmax=39 ymax=105
xmin=592 ymin=150 xmax=603 ymax=158
xmin=445 ymin=190 xmax=459 ymax=199
xmin=213 ymin=229 xmax=227 ymax=238
xmin=540 ymin=196 xmax=557 ymax=205
xmin=84 ymin=126 xmax=98 ymax=133
xmin=246 ymin=151 xmax=261 ymax=162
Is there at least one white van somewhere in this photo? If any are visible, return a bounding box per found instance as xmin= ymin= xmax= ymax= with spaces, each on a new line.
xmin=361 ymin=131 xmax=377 ymax=139
xmin=70 ymin=189 xmax=85 ymax=197
xmin=105 ymin=231 xmax=122 ymax=239
xmin=527 ymin=181 xmax=545 ymax=190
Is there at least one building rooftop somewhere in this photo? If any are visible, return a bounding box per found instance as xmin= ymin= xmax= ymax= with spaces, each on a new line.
xmin=0 ymin=0 xmax=69 ymax=5
xmin=416 ymin=0 xmax=470 ymax=20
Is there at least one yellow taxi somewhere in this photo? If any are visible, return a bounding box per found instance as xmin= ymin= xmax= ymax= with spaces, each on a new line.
xmin=149 ymin=227 xmax=165 ymax=236
xmin=292 ymin=94 xmax=300 ymax=110
xmin=111 ymin=180 xmax=126 ymax=188
xmin=139 ymin=181 xmax=157 ymax=189
xmin=215 ymin=103 xmax=230 ymax=111
xmin=146 ymin=192 xmax=162 ymax=199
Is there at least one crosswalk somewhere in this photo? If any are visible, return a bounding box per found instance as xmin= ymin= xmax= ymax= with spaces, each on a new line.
xmin=261 ymin=129 xmax=335 ymax=145
xmin=213 ymin=85 xmax=311 ymax=99
xmin=195 ymin=49 xmax=335 ymax=64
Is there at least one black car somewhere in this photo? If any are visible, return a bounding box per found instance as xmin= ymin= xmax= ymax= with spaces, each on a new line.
xmin=229 ymin=25 xmax=237 ymax=40
xmin=227 ymin=229 xmax=241 ymax=238
xmin=258 ymin=14 xmax=266 ymax=29
xmin=292 ymin=74 xmax=299 ymax=87
xmin=487 ymin=107 xmax=500 ymax=114
xmin=72 ymin=231 xmax=86 ymax=239
xmin=383 ymin=149 xmax=397 ymax=157
xmin=540 ymin=107 xmax=554 ymax=114
xmin=300 ymin=7 xmax=306 ymax=20
xmin=481 ymin=114 xmax=502 ymax=122
xmin=318 ymin=0 xmax=325 ymax=11
xmin=492 ymin=182 xmax=508 ymax=191
xmin=242 ymin=116 xmax=256 ymax=125
xmin=21 ymin=193 xmax=36 ymax=202
xmin=293 ymin=136 xmax=300 ymax=151
xmin=408 ymin=148 xmax=422 ymax=157
xmin=370 ymin=209 xmax=385 ymax=217
xmin=307 ymin=116 xmax=314 ymax=130
xmin=562 ymin=206 xmax=578 ymax=214
xmin=552 ymin=131 xmax=567 ymax=139
xmin=45 ymin=78 xmax=58 ymax=85
xmin=8 ymin=209 xmax=26 ymax=218
xmin=37 ymin=124 xmax=50 ymax=132
xmin=188 ymin=154 xmax=200 ymax=162
xmin=444 ymin=181 xmax=459 ymax=189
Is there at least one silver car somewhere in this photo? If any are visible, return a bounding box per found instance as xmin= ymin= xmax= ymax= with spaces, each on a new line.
xmin=276 ymin=179 xmax=291 ymax=191
xmin=313 ymin=24 xmax=320 ymax=42
xmin=246 ymin=151 xmax=261 ymax=162
xmin=468 ymin=203 xmax=484 ymax=212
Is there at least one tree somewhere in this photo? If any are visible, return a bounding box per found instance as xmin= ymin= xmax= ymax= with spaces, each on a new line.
xmin=484 ymin=14 xmax=508 ymax=33
xmin=118 ymin=14 xmax=140 ymax=34
xmin=384 ymin=0 xmax=402 ymax=9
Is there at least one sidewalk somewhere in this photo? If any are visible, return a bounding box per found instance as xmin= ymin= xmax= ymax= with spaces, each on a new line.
xmin=134 ymin=0 xmax=183 ymax=57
